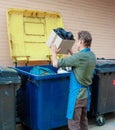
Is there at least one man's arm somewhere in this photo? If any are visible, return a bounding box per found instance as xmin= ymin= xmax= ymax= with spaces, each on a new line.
xmin=51 ymin=45 xmax=58 ymax=68
xmin=51 ymin=45 xmax=78 ymax=68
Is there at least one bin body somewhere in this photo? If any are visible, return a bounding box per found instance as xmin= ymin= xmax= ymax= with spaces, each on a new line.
xmin=91 ymin=59 xmax=115 ymax=115
xmin=16 ymin=65 xmax=70 ymax=130
xmin=0 ymin=67 xmax=20 ymax=130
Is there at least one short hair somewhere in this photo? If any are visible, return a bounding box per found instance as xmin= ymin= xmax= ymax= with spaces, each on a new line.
xmin=78 ymin=31 xmax=92 ymax=47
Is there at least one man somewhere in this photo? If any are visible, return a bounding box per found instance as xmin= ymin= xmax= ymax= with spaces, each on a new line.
xmin=51 ymin=31 xmax=96 ymax=130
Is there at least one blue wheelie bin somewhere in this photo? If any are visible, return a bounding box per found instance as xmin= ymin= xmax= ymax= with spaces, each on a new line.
xmin=7 ymin=8 xmax=72 ymax=130
xmin=16 ymin=65 xmax=70 ymax=130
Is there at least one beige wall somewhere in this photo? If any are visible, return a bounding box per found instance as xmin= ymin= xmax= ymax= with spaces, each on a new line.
xmin=0 ymin=0 xmax=115 ymax=66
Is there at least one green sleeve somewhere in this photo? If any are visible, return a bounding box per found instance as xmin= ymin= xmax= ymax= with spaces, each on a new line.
xmin=58 ymin=53 xmax=80 ymax=67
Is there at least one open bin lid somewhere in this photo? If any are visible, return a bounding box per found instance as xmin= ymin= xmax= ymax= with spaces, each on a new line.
xmin=7 ymin=8 xmax=64 ymax=64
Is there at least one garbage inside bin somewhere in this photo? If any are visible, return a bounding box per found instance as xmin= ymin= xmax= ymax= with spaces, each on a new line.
xmin=0 ymin=67 xmax=20 ymax=130
xmin=30 ymin=66 xmax=56 ymax=76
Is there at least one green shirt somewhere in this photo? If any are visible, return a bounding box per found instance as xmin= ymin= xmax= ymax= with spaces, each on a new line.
xmin=58 ymin=50 xmax=96 ymax=99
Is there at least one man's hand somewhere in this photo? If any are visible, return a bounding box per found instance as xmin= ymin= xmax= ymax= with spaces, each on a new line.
xmin=68 ymin=49 xmax=73 ymax=55
xmin=51 ymin=44 xmax=60 ymax=54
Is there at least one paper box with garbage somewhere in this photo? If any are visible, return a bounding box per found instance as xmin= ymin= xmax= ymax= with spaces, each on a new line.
xmin=46 ymin=28 xmax=75 ymax=54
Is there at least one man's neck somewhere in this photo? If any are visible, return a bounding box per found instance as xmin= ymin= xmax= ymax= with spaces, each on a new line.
xmin=80 ymin=47 xmax=87 ymax=51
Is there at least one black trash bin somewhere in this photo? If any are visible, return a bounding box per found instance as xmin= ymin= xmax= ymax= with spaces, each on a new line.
xmin=0 ymin=67 xmax=20 ymax=130
xmin=90 ymin=59 xmax=115 ymax=126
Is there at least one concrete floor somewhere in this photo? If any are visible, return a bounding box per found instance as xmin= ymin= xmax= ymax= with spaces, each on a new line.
xmin=16 ymin=112 xmax=115 ymax=130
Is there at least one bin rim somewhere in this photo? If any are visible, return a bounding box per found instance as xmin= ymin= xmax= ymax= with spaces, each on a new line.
xmin=95 ymin=68 xmax=115 ymax=73
xmin=13 ymin=67 xmax=70 ymax=81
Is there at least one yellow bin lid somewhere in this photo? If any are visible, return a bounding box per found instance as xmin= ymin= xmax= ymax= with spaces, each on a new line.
xmin=7 ymin=8 xmax=63 ymax=64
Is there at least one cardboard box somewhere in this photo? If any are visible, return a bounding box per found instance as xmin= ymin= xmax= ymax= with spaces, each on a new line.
xmin=46 ymin=30 xmax=75 ymax=54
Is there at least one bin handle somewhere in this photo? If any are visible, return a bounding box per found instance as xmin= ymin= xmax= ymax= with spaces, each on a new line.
xmin=4 ymin=81 xmax=13 ymax=85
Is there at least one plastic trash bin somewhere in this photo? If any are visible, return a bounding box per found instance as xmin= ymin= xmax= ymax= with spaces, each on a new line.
xmin=90 ymin=59 xmax=115 ymax=126
xmin=6 ymin=8 xmax=71 ymax=130
xmin=0 ymin=67 xmax=20 ymax=130
xmin=16 ymin=65 xmax=70 ymax=130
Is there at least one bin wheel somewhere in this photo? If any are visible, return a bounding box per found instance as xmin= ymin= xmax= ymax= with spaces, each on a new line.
xmin=96 ymin=115 xmax=105 ymax=126
xmin=21 ymin=123 xmax=31 ymax=129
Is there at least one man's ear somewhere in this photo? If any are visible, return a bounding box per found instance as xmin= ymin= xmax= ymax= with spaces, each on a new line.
xmin=79 ymin=39 xmax=83 ymax=44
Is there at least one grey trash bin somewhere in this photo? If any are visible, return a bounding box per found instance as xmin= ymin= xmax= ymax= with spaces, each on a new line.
xmin=0 ymin=67 xmax=20 ymax=130
xmin=91 ymin=59 xmax=115 ymax=126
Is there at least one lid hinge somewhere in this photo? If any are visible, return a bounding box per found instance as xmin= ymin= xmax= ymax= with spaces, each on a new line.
xmin=13 ymin=56 xmax=30 ymax=66
xmin=46 ymin=54 xmax=64 ymax=65
xmin=46 ymin=55 xmax=52 ymax=64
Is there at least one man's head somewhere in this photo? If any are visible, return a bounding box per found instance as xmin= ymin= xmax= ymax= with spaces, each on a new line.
xmin=76 ymin=31 xmax=92 ymax=51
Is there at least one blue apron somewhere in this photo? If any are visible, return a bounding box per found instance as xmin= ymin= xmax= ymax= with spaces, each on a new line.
xmin=66 ymin=48 xmax=91 ymax=119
